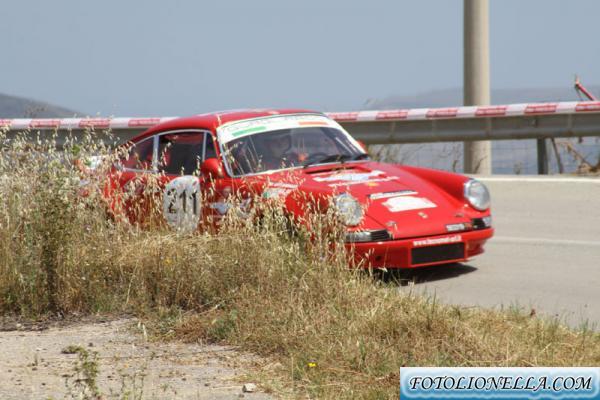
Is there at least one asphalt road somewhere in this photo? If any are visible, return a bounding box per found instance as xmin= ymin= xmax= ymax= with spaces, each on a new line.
xmin=397 ymin=176 xmax=600 ymax=328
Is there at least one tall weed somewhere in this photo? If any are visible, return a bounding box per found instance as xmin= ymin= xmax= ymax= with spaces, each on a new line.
xmin=1 ymin=132 xmax=599 ymax=399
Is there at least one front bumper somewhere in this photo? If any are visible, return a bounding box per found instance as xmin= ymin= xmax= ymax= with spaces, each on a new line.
xmin=347 ymin=228 xmax=494 ymax=269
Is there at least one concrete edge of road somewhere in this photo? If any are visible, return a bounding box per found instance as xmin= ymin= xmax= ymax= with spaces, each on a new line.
xmin=471 ymin=175 xmax=600 ymax=183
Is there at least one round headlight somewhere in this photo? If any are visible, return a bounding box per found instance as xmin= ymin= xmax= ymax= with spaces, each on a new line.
xmin=464 ymin=179 xmax=491 ymax=211
xmin=333 ymin=193 xmax=363 ymax=226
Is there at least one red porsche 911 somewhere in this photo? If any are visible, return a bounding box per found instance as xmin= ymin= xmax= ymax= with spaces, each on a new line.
xmin=103 ymin=109 xmax=493 ymax=269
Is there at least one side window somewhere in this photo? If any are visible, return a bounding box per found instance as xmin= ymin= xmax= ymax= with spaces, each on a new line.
xmin=158 ymin=132 xmax=205 ymax=175
xmin=121 ymin=137 xmax=154 ymax=171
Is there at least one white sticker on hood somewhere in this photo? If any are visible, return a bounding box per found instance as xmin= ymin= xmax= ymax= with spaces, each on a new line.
xmin=314 ymin=170 xmax=384 ymax=183
xmin=267 ymin=182 xmax=298 ymax=189
xmin=382 ymin=196 xmax=437 ymax=213
xmin=328 ymin=177 xmax=396 ymax=188
xmin=262 ymin=187 xmax=292 ymax=199
xmin=369 ymin=190 xmax=417 ymax=200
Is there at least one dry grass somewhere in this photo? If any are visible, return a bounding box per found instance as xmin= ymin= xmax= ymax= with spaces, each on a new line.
xmin=1 ymin=132 xmax=600 ymax=399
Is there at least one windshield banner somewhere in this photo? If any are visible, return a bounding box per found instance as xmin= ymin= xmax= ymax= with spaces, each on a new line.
xmin=217 ymin=114 xmax=338 ymax=144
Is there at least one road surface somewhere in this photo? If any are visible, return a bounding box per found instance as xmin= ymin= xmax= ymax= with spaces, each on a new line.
xmin=398 ymin=176 xmax=600 ymax=328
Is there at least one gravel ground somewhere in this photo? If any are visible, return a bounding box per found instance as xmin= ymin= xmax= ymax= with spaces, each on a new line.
xmin=0 ymin=318 xmax=274 ymax=400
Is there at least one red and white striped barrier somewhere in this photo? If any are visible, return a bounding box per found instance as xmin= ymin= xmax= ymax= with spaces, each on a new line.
xmin=2 ymin=101 xmax=600 ymax=130
xmin=325 ymin=101 xmax=600 ymax=122
xmin=0 ymin=117 xmax=177 ymax=130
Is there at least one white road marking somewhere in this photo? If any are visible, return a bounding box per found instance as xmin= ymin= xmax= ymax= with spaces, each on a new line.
xmin=473 ymin=176 xmax=600 ymax=184
xmin=494 ymin=236 xmax=600 ymax=247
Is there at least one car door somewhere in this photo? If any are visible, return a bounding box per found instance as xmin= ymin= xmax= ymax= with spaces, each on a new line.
xmin=107 ymin=135 xmax=156 ymax=224
xmin=156 ymin=130 xmax=208 ymax=231
xmin=108 ymin=128 xmax=233 ymax=231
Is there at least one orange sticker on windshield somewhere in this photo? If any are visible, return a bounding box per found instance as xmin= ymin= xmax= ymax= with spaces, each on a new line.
xmin=298 ymin=121 xmax=329 ymax=126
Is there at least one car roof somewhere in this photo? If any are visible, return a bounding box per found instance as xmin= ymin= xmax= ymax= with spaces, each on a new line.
xmin=133 ymin=108 xmax=321 ymax=142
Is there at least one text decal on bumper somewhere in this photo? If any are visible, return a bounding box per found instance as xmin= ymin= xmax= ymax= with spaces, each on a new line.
xmin=413 ymin=235 xmax=462 ymax=247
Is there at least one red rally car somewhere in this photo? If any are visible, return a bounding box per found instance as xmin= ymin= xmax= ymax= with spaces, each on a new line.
xmin=103 ymin=109 xmax=493 ymax=269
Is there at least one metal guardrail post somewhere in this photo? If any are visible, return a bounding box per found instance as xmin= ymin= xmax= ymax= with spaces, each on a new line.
xmin=537 ymin=138 xmax=549 ymax=175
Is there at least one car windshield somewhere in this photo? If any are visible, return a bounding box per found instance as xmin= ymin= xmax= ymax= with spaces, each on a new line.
xmin=222 ymin=126 xmax=365 ymax=176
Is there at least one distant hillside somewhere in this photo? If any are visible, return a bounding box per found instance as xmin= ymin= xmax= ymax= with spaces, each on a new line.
xmin=0 ymin=93 xmax=81 ymax=118
xmin=4 ymin=86 xmax=598 ymax=119
xmin=364 ymin=86 xmax=600 ymax=110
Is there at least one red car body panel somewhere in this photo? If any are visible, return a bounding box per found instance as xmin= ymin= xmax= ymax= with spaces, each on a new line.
xmin=104 ymin=109 xmax=493 ymax=269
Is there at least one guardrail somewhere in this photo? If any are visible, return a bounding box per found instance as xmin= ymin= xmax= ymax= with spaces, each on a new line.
xmin=3 ymin=101 xmax=600 ymax=174
xmin=334 ymin=102 xmax=600 ymax=175
xmin=331 ymin=101 xmax=600 ymax=143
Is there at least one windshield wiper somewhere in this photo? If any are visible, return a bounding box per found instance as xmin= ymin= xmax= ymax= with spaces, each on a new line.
xmin=303 ymin=154 xmax=353 ymax=168
xmin=302 ymin=153 xmax=370 ymax=168
xmin=352 ymin=153 xmax=370 ymax=161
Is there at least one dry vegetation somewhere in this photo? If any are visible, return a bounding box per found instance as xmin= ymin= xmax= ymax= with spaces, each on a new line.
xmin=1 ymin=131 xmax=600 ymax=399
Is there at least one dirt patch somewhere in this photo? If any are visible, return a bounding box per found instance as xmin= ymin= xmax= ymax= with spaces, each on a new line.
xmin=0 ymin=318 xmax=273 ymax=399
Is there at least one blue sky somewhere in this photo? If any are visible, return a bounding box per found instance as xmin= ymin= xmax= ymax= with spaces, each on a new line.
xmin=1 ymin=0 xmax=598 ymax=116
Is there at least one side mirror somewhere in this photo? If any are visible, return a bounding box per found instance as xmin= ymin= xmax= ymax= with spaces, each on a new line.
xmin=201 ymin=158 xmax=225 ymax=180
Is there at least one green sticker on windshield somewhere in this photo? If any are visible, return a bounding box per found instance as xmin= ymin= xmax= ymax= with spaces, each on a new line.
xmin=231 ymin=126 xmax=267 ymax=138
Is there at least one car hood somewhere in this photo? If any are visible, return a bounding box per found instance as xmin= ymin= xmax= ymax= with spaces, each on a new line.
xmin=249 ymin=161 xmax=472 ymax=239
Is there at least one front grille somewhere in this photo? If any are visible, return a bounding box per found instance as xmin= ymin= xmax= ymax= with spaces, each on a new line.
xmin=370 ymin=230 xmax=392 ymax=242
xmin=411 ymin=243 xmax=465 ymax=265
